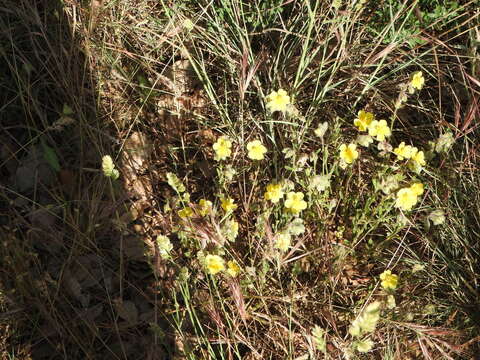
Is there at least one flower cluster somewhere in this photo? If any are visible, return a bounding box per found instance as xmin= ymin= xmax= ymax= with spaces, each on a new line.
xmin=354 ymin=110 xmax=374 ymax=132
xmin=212 ymin=137 xmax=269 ymax=161
xmin=102 ymin=155 xmax=120 ymax=180
xmin=156 ymin=235 xmax=173 ymax=259
xmin=353 ymin=110 xmax=391 ymax=142
xmin=204 ymin=254 xmax=241 ymax=277
xmin=393 ymin=142 xmax=426 ymax=173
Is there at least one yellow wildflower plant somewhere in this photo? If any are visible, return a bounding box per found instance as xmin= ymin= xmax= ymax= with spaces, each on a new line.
xmin=393 ymin=142 xmax=415 ymax=160
xmin=264 ymin=183 xmax=284 ymax=203
xmin=275 ymin=231 xmax=291 ymax=252
xmin=339 ymin=143 xmax=359 ymax=164
xmin=354 ymin=110 xmax=374 ymax=131
xmin=246 ymin=140 xmax=267 ymax=160
xmin=265 ymin=89 xmax=290 ymax=113
xmin=284 ymin=192 xmax=307 ymax=214
xmin=226 ymin=260 xmax=241 ymax=277
xmin=178 ymin=207 xmax=194 ymax=219
xmin=368 ymin=119 xmax=391 ymax=141
xmin=379 ymin=270 xmax=399 ymax=290
xmin=221 ymin=197 xmax=237 ymax=212
xmin=205 ymin=254 xmax=225 ymax=275
xmin=198 ymin=199 xmax=212 ymax=216
xmin=213 ymin=136 xmax=232 ymax=161
xmin=410 ymin=71 xmax=425 ymax=91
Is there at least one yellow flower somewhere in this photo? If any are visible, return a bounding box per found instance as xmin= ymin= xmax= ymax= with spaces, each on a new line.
xmin=213 ymin=136 xmax=232 ymax=161
xmin=266 ymin=89 xmax=290 ymax=113
xmin=264 ymin=183 xmax=284 ymax=203
xmin=395 ymin=187 xmax=419 ymax=211
xmin=368 ymin=120 xmax=391 ymax=141
xmin=178 ymin=207 xmax=194 ymax=219
xmin=275 ymin=232 xmax=291 ymax=252
xmin=339 ymin=143 xmax=359 ymax=164
xmin=205 ymin=254 xmax=225 ymax=275
xmin=394 ymin=142 xmax=415 ymax=160
xmin=198 ymin=199 xmax=212 ymax=216
xmin=354 ymin=110 xmax=374 ymax=131
xmin=221 ymin=197 xmax=237 ymax=212
xmin=411 ymin=71 xmax=425 ymax=90
xmin=246 ymin=140 xmax=267 ymax=160
xmin=226 ymin=261 xmax=240 ymax=277
xmin=380 ymin=270 xmax=399 ymax=290
xmin=410 ymin=182 xmax=424 ymax=196
xmin=411 ymin=149 xmax=426 ymax=166
xmin=284 ymin=192 xmax=307 ymax=214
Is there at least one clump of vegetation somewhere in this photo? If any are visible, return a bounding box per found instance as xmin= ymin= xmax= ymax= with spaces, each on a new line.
xmin=1 ymin=0 xmax=479 ymax=359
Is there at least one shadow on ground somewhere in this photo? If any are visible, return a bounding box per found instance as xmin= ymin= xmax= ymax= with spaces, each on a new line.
xmin=0 ymin=1 xmax=178 ymax=359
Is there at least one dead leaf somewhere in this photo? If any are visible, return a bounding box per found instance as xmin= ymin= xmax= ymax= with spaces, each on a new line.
xmin=114 ymin=299 xmax=138 ymax=325
xmin=122 ymin=131 xmax=152 ymax=173
xmin=14 ymin=144 xmax=56 ymax=192
xmin=122 ymin=235 xmax=146 ymax=261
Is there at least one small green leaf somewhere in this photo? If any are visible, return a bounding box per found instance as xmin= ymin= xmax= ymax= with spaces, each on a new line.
xmin=41 ymin=140 xmax=60 ymax=172
xmin=62 ymin=104 xmax=74 ymax=115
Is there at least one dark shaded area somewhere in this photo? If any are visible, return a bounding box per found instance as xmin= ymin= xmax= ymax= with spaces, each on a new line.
xmin=0 ymin=1 xmax=174 ymax=359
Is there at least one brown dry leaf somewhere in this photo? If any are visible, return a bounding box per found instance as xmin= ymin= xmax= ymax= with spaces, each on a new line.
xmin=121 ymin=132 xmax=153 ymax=201
xmin=122 ymin=235 xmax=147 ymax=261
xmin=63 ymin=268 xmax=90 ymax=307
xmin=15 ymin=144 xmax=56 ymax=192
xmin=113 ymin=299 xmax=138 ymax=325
xmin=122 ymin=131 xmax=152 ymax=173
xmin=58 ymin=169 xmax=75 ymax=196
